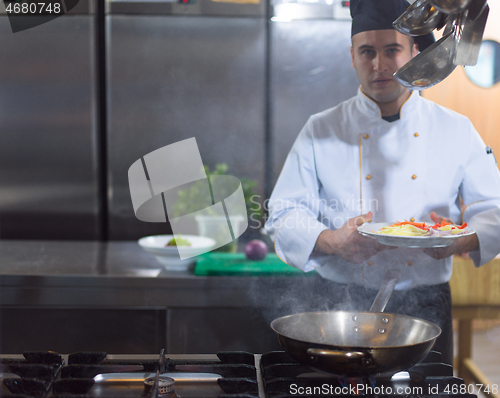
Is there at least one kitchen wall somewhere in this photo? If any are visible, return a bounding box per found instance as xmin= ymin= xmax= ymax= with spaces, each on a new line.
xmin=422 ymin=0 xmax=500 ymax=160
xmin=0 ymin=0 xmax=359 ymax=241
xmin=1 ymin=0 xmax=499 ymax=242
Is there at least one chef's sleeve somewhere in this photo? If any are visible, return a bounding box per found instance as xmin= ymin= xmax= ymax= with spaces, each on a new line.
xmin=265 ymin=119 xmax=328 ymax=272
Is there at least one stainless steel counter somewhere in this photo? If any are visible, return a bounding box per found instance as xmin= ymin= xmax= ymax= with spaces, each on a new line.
xmin=0 ymin=240 xmax=313 ymax=354
xmin=0 ymin=240 xmax=314 ymax=309
xmin=2 ymin=240 xmax=497 ymax=363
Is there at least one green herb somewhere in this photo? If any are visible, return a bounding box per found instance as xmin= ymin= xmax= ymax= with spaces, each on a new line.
xmin=166 ymin=236 xmax=192 ymax=247
xmin=172 ymin=163 xmax=263 ymax=223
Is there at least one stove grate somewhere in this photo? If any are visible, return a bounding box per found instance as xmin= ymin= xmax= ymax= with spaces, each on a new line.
xmin=259 ymin=351 xmax=478 ymax=398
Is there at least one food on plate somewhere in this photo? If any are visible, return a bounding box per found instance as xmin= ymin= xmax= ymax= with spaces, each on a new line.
xmin=245 ymin=239 xmax=268 ymax=260
xmin=166 ymin=236 xmax=192 ymax=246
xmin=375 ymin=219 xmax=469 ymax=237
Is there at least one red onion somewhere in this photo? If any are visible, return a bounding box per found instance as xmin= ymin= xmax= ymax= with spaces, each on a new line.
xmin=244 ymin=239 xmax=268 ymax=261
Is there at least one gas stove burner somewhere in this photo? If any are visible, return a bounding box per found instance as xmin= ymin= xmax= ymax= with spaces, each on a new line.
xmin=259 ymin=350 xmax=471 ymax=397
xmin=144 ymin=375 xmax=177 ymax=397
xmin=0 ymin=350 xmax=477 ymax=398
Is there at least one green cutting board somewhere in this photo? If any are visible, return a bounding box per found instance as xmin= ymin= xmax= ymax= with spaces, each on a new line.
xmin=194 ymin=252 xmax=315 ymax=277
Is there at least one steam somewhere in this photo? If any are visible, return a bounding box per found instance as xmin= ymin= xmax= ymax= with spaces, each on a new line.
xmin=248 ymin=275 xmax=384 ymax=327
xmin=247 ymin=272 xmax=449 ymax=343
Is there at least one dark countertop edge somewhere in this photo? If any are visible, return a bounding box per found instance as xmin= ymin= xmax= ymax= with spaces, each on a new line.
xmin=0 ymin=273 xmax=315 ymax=308
xmin=0 ymin=273 xmax=309 ymax=287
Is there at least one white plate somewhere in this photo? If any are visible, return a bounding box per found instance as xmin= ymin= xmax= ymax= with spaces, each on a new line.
xmin=357 ymin=222 xmax=476 ymax=248
xmin=138 ymin=235 xmax=216 ymax=271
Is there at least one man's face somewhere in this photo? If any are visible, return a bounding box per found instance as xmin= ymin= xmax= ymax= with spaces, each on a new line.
xmin=351 ymin=29 xmax=418 ymax=110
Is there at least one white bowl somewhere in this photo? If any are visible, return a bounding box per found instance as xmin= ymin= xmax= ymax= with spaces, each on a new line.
xmin=138 ymin=234 xmax=216 ymax=271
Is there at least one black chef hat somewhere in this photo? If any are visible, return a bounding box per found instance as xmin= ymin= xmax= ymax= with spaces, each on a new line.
xmin=350 ymin=0 xmax=435 ymax=52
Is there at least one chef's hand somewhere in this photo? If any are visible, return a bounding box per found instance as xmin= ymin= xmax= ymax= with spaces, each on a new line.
xmin=314 ymin=211 xmax=395 ymax=264
xmin=421 ymin=211 xmax=479 ymax=259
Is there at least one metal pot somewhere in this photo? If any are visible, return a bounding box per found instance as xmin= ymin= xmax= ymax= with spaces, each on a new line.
xmin=270 ymin=310 xmax=441 ymax=377
xmin=429 ymin=0 xmax=474 ymax=14
xmin=270 ymin=269 xmax=441 ymax=377
xmin=393 ymin=29 xmax=458 ymax=90
xmin=393 ymin=0 xmax=445 ymax=36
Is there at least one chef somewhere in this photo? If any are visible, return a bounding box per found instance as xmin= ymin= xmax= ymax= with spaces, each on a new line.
xmin=265 ymin=0 xmax=500 ymax=366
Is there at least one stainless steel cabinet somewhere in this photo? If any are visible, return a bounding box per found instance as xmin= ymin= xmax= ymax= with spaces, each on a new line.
xmin=0 ymin=12 xmax=100 ymax=239
xmin=0 ymin=4 xmax=359 ymax=241
xmin=270 ymin=20 xmax=359 ymax=186
xmin=107 ymin=15 xmax=267 ymax=240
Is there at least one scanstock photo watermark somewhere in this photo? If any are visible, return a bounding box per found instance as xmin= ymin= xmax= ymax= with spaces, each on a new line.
xmin=3 ymin=0 xmax=79 ymax=33
xmin=128 ymin=138 xmax=249 ymax=258
xmin=289 ymin=382 xmax=500 ymax=396
xmin=248 ymin=194 xmax=379 ymax=230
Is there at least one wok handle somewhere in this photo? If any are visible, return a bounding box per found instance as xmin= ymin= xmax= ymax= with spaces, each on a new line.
xmin=306 ymin=348 xmax=368 ymax=364
xmin=369 ymin=269 xmax=402 ymax=313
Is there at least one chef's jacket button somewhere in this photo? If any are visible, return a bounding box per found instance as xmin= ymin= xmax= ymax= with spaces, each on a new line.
xmin=366 ymin=175 xmax=372 ymax=180
xmin=407 ymin=261 xmax=413 ymax=266
xmin=414 ymin=132 xmax=419 ymax=137
xmin=367 ymin=261 xmax=373 ymax=266
xmin=364 ymin=134 xmax=370 ymax=139
xmin=411 ymin=174 xmax=417 ymax=180
xmin=410 ymin=217 xmax=415 ymax=222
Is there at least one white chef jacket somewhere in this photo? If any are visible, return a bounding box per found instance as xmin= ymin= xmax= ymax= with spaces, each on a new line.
xmin=265 ymin=88 xmax=500 ymax=290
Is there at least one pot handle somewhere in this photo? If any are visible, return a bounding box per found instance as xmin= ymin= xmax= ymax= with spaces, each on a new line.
xmin=369 ymin=269 xmax=402 ymax=313
xmin=306 ymin=348 xmax=369 ymax=365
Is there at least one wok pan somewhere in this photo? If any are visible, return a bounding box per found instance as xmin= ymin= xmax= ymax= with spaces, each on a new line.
xmin=270 ymin=271 xmax=441 ymax=377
